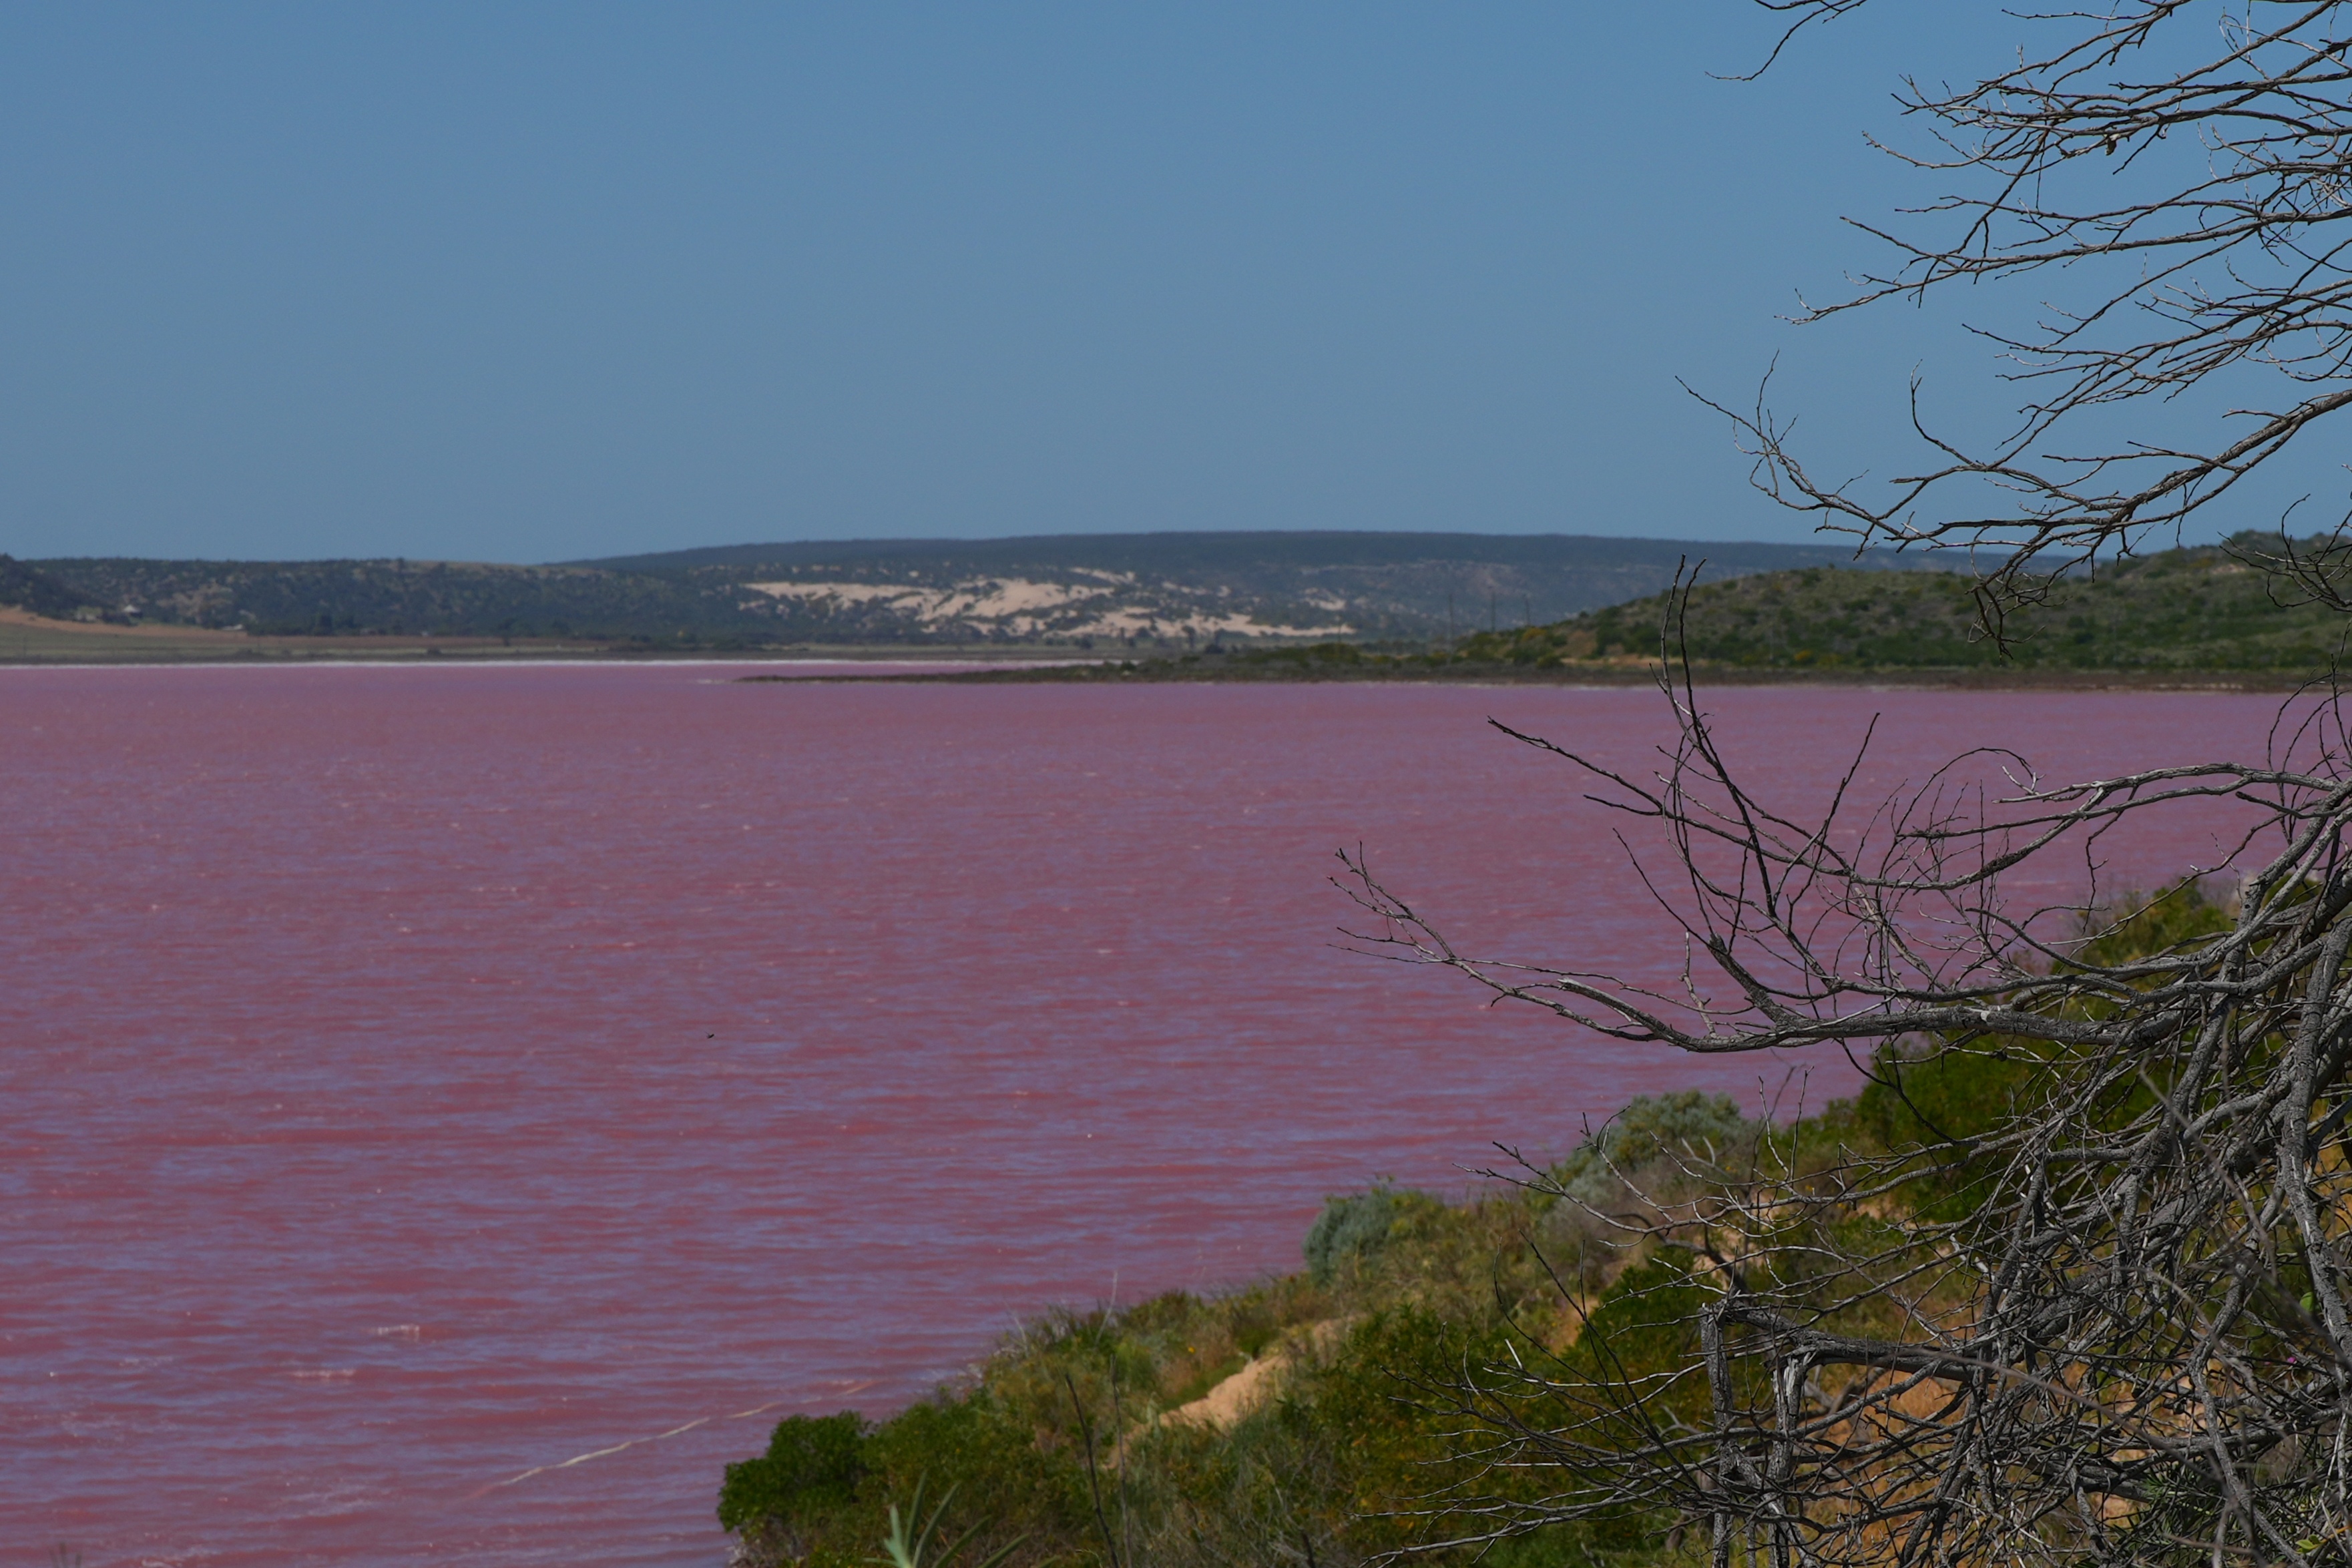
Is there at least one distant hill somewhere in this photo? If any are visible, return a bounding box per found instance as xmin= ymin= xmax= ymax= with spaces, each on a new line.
xmin=0 ymin=555 xmax=101 ymax=620
xmin=1461 ymin=541 xmax=2341 ymax=673
xmin=569 ymin=530 xmax=1925 ymax=642
xmin=18 ymin=533 xmax=1919 ymax=643
xmin=27 ymin=556 xmax=713 ymax=641
xmin=1104 ymin=539 xmax=2341 ymax=680
xmin=24 ymin=531 xmax=1924 ymax=645
xmin=16 ymin=535 xmax=2317 ymax=675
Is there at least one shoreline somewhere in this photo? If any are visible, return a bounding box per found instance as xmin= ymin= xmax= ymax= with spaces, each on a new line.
xmin=847 ymin=658 xmax=2314 ymax=694
xmin=0 ymin=607 xmax=1104 ymax=669
xmin=0 ymin=611 xmax=2314 ymax=691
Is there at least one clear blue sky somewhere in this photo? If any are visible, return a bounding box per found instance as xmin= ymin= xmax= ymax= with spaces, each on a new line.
xmin=0 ymin=3 xmax=2273 ymax=563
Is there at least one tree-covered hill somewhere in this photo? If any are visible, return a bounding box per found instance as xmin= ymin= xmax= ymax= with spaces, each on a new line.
xmin=1037 ymin=537 xmax=2326 ymax=680
xmin=0 ymin=555 xmax=99 ymax=620
xmin=573 ymin=529 xmax=1917 ymax=642
xmin=23 ymin=556 xmax=729 ymax=639
xmin=16 ymin=536 xmax=2309 ymax=671
xmin=1455 ymin=539 xmax=2340 ymax=674
xmin=978 ymin=537 xmax=2342 ymax=683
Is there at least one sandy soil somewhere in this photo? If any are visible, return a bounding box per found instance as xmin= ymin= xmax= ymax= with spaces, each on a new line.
xmin=744 ymin=576 xmax=1343 ymax=640
xmin=1159 ymin=1318 xmax=1355 ymax=1433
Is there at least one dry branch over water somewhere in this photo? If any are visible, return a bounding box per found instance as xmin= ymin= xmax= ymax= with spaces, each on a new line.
xmin=722 ymin=5 xmax=2352 ymax=1565
xmin=721 ymin=664 xmax=2352 ymax=1568
xmin=1337 ymin=641 xmax=2352 ymax=1567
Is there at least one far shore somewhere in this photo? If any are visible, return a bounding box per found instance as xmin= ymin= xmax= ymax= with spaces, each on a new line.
xmin=0 ymin=607 xmax=1100 ymax=668
xmin=0 ymin=609 xmax=2309 ymax=690
xmin=809 ymin=655 xmax=2311 ymax=693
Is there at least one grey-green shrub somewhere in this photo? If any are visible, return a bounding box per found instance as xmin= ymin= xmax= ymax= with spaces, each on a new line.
xmin=1303 ymin=1185 xmax=1417 ymax=1283
xmin=1552 ymin=1091 xmax=1757 ymax=1207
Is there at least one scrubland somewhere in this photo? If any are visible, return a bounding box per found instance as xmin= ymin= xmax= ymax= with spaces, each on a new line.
xmin=714 ymin=897 xmax=2234 ymax=1568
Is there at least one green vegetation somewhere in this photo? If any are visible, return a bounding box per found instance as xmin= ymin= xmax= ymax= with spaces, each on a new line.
xmin=1451 ymin=537 xmax=2343 ymax=674
xmin=873 ymin=1480 xmax=1029 ymax=1568
xmin=22 ymin=556 xmax=777 ymax=643
xmin=718 ymin=890 xmax=2237 ymax=1568
xmin=28 ymin=535 xmax=2304 ymax=671
xmin=0 ymin=555 xmax=101 ymax=620
xmin=999 ymin=537 xmax=2344 ymax=682
xmin=712 ymin=1089 xmax=1777 ymax=1568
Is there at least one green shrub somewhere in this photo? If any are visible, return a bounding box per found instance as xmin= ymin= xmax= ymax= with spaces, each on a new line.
xmin=875 ymin=1477 xmax=1029 ymax=1568
xmin=1552 ymin=1091 xmax=1757 ymax=1207
xmin=718 ymin=1410 xmax=870 ymax=1561
xmin=1303 ymin=1184 xmax=1422 ymax=1283
xmin=1852 ymin=881 xmax=2239 ymax=1218
xmin=867 ymin=1390 xmax=1074 ymax=1519
xmin=2072 ymin=878 xmax=2234 ymax=970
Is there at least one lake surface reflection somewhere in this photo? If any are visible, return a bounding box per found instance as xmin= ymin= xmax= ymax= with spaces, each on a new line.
xmin=0 ymin=668 xmax=2285 ymax=1565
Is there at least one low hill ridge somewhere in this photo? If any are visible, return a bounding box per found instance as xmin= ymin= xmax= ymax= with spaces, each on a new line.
xmin=0 ymin=555 xmax=99 ymax=621
xmin=995 ymin=536 xmax=2343 ymax=682
xmin=1454 ymin=539 xmax=2337 ymax=674
xmin=17 ymin=531 xmax=1921 ymax=645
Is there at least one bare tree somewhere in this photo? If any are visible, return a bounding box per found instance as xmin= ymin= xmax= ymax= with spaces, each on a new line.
xmin=1704 ymin=1 xmax=2352 ymax=631
xmin=1347 ymin=630 xmax=2352 ymax=1566
xmin=1337 ymin=7 xmax=2352 ymax=1564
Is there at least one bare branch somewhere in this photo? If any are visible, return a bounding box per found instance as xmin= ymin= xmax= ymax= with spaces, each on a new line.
xmin=1701 ymin=2 xmax=2352 ymax=631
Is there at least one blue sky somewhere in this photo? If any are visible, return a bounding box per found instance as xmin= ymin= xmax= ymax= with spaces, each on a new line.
xmin=0 ymin=4 xmax=2287 ymax=563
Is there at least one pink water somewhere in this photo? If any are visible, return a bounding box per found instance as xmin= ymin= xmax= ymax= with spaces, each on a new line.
xmin=1 ymin=668 xmax=2285 ymax=1567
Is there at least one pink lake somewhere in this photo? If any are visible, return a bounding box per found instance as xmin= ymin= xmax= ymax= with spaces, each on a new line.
xmin=0 ymin=668 xmax=2287 ymax=1566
